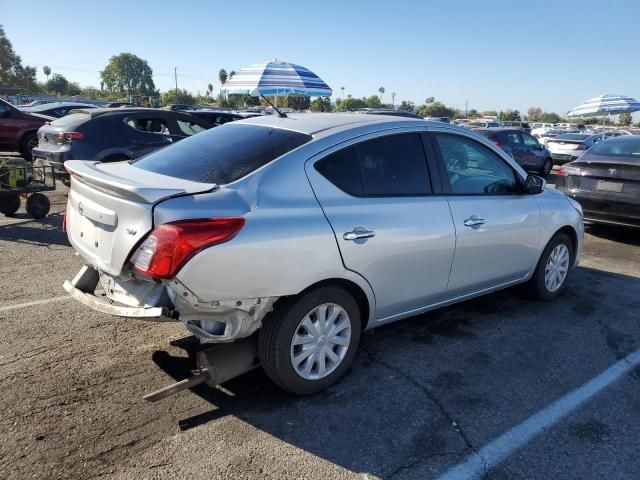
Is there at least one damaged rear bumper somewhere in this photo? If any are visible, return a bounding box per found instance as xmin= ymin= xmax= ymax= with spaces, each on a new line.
xmin=64 ymin=265 xmax=277 ymax=344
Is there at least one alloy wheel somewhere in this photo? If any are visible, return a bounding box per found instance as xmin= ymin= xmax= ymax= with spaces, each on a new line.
xmin=544 ymin=244 xmax=570 ymax=292
xmin=290 ymin=303 xmax=351 ymax=380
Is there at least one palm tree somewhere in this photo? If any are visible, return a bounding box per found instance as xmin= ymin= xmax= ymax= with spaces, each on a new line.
xmin=218 ymin=69 xmax=228 ymax=86
xmin=340 ymin=86 xmax=345 ymax=99
xmin=43 ymin=66 xmax=51 ymax=82
xmin=378 ymin=86 xmax=385 ymax=103
xmin=229 ymin=70 xmax=236 ymax=80
xmin=207 ymin=83 xmax=213 ymax=96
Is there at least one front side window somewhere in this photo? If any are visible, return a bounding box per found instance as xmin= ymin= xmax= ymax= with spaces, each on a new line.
xmin=435 ymin=133 xmax=519 ymax=195
xmin=176 ymin=119 xmax=207 ymax=136
xmin=315 ymin=133 xmax=432 ymax=196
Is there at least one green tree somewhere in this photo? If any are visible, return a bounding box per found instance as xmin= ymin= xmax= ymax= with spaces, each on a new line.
xmin=539 ymin=112 xmax=562 ymax=124
xmin=100 ymin=53 xmax=155 ymax=97
xmin=66 ymin=82 xmax=82 ymax=96
xmin=161 ymin=88 xmax=196 ymax=106
xmin=366 ymin=95 xmax=382 ymax=108
xmin=46 ymin=73 xmax=69 ymax=95
xmin=335 ymin=97 xmax=367 ymax=110
xmin=467 ymin=109 xmax=480 ymax=118
xmin=282 ymin=95 xmax=311 ymax=110
xmin=527 ymin=107 xmax=543 ymax=122
xmin=416 ymin=101 xmax=455 ymax=119
xmin=499 ymin=109 xmax=521 ymax=121
xmin=398 ymin=100 xmax=415 ymax=112
xmin=310 ymin=97 xmax=332 ymax=112
xmin=378 ymin=86 xmax=385 ymax=102
xmin=619 ymin=112 xmax=632 ymax=126
xmin=0 ymin=25 xmax=39 ymax=91
xmin=425 ymin=96 xmax=435 ymax=104
xmin=482 ymin=110 xmax=498 ymax=117
xmin=43 ymin=65 xmax=51 ymax=81
xmin=218 ymin=69 xmax=228 ymax=85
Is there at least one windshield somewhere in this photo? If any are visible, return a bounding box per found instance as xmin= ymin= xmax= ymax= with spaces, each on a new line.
xmin=588 ymin=138 xmax=640 ymax=158
xmin=133 ymin=123 xmax=312 ymax=184
xmin=555 ymin=134 xmax=589 ymax=141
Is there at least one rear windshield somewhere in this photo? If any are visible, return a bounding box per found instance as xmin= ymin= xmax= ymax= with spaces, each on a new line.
xmin=49 ymin=112 xmax=90 ymax=128
xmin=555 ymin=134 xmax=589 ymax=140
xmin=133 ymin=123 xmax=312 ymax=184
xmin=588 ymin=139 xmax=640 ymax=158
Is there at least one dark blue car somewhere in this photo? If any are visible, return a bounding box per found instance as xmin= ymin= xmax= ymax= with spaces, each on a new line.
xmin=476 ymin=128 xmax=554 ymax=175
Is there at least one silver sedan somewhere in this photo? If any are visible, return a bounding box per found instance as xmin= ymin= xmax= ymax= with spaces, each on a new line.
xmin=63 ymin=114 xmax=584 ymax=395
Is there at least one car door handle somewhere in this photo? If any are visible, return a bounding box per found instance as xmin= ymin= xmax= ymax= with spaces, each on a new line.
xmin=343 ymin=229 xmax=375 ymax=241
xmin=463 ymin=215 xmax=485 ymax=227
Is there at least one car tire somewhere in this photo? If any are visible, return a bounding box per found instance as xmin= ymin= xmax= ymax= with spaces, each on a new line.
xmin=0 ymin=195 xmax=21 ymax=216
xmin=258 ymin=285 xmax=361 ymax=395
xmin=20 ymin=132 xmax=38 ymax=162
xmin=25 ymin=193 xmax=50 ymax=219
xmin=540 ymin=158 xmax=553 ymax=176
xmin=528 ymin=233 xmax=574 ymax=301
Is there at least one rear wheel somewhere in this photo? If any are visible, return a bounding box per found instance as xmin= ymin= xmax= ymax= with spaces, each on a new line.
xmin=25 ymin=193 xmax=50 ymax=219
xmin=540 ymin=158 xmax=553 ymax=176
xmin=528 ymin=233 xmax=573 ymax=300
xmin=258 ymin=285 xmax=361 ymax=395
xmin=20 ymin=132 xmax=38 ymax=162
xmin=0 ymin=195 xmax=20 ymax=216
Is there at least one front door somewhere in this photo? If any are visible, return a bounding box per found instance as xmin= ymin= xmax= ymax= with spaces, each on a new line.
xmin=305 ymin=131 xmax=456 ymax=320
xmin=431 ymin=132 xmax=541 ymax=297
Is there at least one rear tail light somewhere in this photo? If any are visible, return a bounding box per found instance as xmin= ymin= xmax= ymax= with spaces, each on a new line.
xmin=54 ymin=132 xmax=84 ymax=144
xmin=61 ymin=208 xmax=67 ymax=232
xmin=130 ymin=218 xmax=245 ymax=279
xmin=492 ymin=140 xmax=505 ymax=149
xmin=557 ymin=166 xmax=581 ymax=177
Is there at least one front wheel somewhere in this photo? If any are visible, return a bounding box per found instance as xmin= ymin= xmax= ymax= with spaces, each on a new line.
xmin=258 ymin=286 xmax=361 ymax=395
xmin=528 ymin=233 xmax=574 ymax=300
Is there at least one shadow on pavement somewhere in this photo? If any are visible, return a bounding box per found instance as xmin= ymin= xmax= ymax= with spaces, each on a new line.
xmin=150 ymin=264 xmax=640 ymax=477
xmin=585 ymin=223 xmax=640 ymax=247
xmin=0 ymin=214 xmax=69 ymax=247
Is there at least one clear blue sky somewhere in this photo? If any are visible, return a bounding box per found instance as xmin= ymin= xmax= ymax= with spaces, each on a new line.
xmin=2 ymin=0 xmax=639 ymax=115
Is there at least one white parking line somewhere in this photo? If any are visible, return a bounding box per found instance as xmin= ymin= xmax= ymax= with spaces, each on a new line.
xmin=0 ymin=296 xmax=70 ymax=313
xmin=438 ymin=348 xmax=640 ymax=480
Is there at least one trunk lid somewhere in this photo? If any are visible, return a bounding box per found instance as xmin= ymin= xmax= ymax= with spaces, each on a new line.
xmin=65 ymin=160 xmax=216 ymax=276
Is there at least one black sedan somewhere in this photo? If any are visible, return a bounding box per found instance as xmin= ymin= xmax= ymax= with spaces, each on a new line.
xmin=556 ymin=136 xmax=640 ymax=227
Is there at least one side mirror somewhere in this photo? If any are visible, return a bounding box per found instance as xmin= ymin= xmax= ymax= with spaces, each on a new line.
xmin=524 ymin=174 xmax=545 ymax=194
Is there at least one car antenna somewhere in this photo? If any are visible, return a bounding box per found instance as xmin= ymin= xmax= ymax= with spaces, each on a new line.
xmin=260 ymin=94 xmax=287 ymax=118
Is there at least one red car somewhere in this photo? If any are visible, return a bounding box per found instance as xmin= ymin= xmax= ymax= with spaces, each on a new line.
xmin=0 ymin=98 xmax=53 ymax=161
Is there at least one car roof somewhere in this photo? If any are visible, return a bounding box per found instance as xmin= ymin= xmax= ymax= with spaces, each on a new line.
xmin=65 ymin=107 xmax=177 ymax=118
xmin=23 ymin=101 xmax=97 ymax=110
xmin=234 ymin=112 xmax=427 ymax=136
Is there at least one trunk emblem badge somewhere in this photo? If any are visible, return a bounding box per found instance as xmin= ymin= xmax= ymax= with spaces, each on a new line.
xmin=126 ymin=228 xmax=137 ymax=235
xmin=608 ymin=168 xmax=616 ymax=175
xmin=77 ymin=202 xmax=84 ymax=216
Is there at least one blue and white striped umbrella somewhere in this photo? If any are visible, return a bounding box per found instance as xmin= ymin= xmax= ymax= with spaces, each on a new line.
xmin=220 ymin=59 xmax=332 ymax=97
xmin=567 ymin=94 xmax=640 ymax=117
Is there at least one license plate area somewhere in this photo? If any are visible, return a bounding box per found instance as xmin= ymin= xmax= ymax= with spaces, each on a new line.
xmin=597 ymin=180 xmax=624 ymax=193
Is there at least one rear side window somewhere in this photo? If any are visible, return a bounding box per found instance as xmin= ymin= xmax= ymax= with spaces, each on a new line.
xmin=127 ymin=117 xmax=170 ymax=135
xmin=315 ymin=133 xmax=432 ymax=196
xmin=133 ymin=124 xmax=312 ymax=184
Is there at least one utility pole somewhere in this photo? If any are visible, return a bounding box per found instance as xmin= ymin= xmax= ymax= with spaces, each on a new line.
xmin=341 ymin=86 xmax=345 ymax=99
xmin=391 ymin=92 xmax=397 ymax=109
xmin=465 ymin=99 xmax=468 ymax=118
xmin=174 ymin=67 xmax=178 ymax=102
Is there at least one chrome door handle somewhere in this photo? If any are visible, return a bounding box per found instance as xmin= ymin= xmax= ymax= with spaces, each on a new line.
xmin=343 ymin=229 xmax=375 ymax=241
xmin=463 ymin=215 xmax=485 ymax=227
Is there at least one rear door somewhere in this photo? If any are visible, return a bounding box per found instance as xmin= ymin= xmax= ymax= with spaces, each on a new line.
xmin=305 ymin=129 xmax=456 ymax=320
xmin=503 ymin=130 xmax=526 ymax=164
xmin=521 ymin=132 xmax=546 ymax=170
xmin=431 ymin=131 xmax=541 ymax=297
